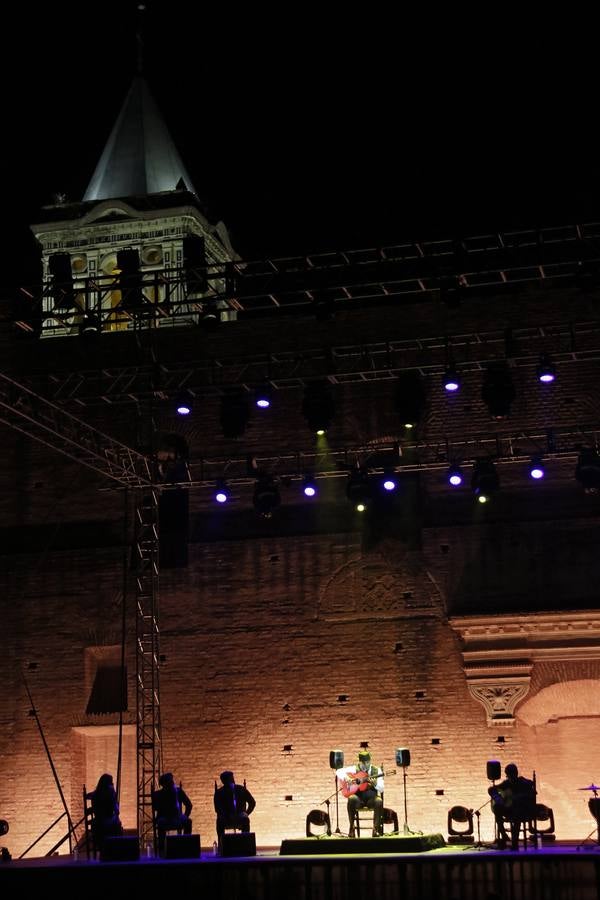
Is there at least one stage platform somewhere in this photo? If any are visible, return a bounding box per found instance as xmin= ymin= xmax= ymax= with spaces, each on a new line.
xmin=0 ymin=842 xmax=599 ymax=899
xmin=280 ymin=832 xmax=446 ymax=854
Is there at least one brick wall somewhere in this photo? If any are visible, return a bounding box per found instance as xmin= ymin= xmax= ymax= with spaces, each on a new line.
xmin=2 ymin=284 xmax=600 ymax=852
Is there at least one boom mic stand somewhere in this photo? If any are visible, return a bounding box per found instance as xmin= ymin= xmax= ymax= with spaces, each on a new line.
xmin=464 ymin=797 xmax=492 ymax=851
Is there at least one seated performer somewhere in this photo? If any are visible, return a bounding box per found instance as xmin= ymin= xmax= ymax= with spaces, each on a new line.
xmin=87 ymin=773 xmax=122 ymax=850
xmin=214 ymin=771 xmax=256 ymax=840
xmin=488 ymin=762 xmax=535 ymax=850
xmin=152 ymin=772 xmax=193 ymax=854
xmin=336 ymin=749 xmax=384 ymax=837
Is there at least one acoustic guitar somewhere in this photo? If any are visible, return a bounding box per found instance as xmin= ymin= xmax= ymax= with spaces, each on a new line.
xmin=339 ymin=769 xmax=396 ymax=798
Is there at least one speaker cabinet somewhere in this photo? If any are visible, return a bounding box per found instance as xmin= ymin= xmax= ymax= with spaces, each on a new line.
xmin=395 ymin=748 xmax=411 ymax=767
xmin=329 ymin=750 xmax=344 ymax=769
xmin=487 ymin=760 xmax=502 ymax=781
xmin=100 ymin=836 xmax=140 ymax=861
xmin=165 ymin=834 xmax=201 ymax=859
xmin=220 ymin=832 xmax=256 ymax=857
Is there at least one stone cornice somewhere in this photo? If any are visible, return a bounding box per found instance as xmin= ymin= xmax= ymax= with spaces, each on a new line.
xmin=449 ymin=609 xmax=600 ymax=725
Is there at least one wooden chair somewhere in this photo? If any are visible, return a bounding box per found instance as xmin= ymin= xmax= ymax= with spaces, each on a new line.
xmin=82 ymin=785 xmax=98 ymax=859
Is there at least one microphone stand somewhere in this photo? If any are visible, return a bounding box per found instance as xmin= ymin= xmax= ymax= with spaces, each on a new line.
xmin=320 ymin=780 xmax=346 ymax=836
xmin=465 ymin=797 xmax=492 ymax=851
xmin=401 ymin=765 xmax=415 ymax=835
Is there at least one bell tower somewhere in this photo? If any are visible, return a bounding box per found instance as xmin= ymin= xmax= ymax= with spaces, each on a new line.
xmin=31 ymin=75 xmax=237 ymax=336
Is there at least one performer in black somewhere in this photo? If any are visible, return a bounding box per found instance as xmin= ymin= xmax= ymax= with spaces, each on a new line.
xmin=87 ymin=773 xmax=122 ymax=850
xmin=214 ymin=771 xmax=256 ymax=840
xmin=152 ymin=772 xmax=193 ymax=854
xmin=488 ymin=762 xmax=535 ymax=850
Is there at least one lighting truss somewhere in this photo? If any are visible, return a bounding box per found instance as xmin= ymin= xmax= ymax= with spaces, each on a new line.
xmin=15 ymin=221 xmax=600 ymax=335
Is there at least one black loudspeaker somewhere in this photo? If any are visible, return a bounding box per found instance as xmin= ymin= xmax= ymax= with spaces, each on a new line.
xmin=487 ymin=760 xmax=502 ymax=781
xmin=159 ymin=489 xmax=189 ymax=568
xmin=100 ymin=836 xmax=140 ymax=861
xmin=329 ymin=750 xmax=344 ymax=769
xmin=220 ymin=832 xmax=256 ymax=857
xmin=183 ymin=235 xmax=208 ymax=294
xmin=116 ymin=248 xmax=144 ymax=310
xmin=395 ymin=748 xmax=411 ymax=767
xmin=165 ymin=834 xmax=201 ymax=859
xmin=49 ymin=252 xmax=75 ymax=309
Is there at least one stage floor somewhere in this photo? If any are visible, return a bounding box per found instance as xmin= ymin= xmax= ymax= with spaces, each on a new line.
xmin=1 ymin=840 xmax=599 ymax=900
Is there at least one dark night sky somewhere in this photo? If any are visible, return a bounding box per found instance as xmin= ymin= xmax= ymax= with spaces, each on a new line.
xmin=4 ymin=3 xmax=600 ymax=286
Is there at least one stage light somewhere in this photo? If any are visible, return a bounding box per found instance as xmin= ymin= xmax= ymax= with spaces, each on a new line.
xmin=175 ymin=389 xmax=193 ymax=416
xmin=481 ymin=364 xmax=515 ymax=420
xmin=472 ymin=458 xmax=499 ymax=502
xmin=200 ymin=298 xmax=219 ymax=327
xmin=447 ymin=465 xmax=464 ymax=487
xmin=381 ymin=472 xmax=397 ymax=492
xmin=253 ymin=474 xmax=280 ymax=517
xmin=255 ymin=384 xmax=272 ymax=409
xmin=442 ymin=366 xmax=461 ymax=392
xmin=576 ymin=448 xmax=600 ymax=494
xmin=529 ymin=456 xmax=545 ymax=480
xmin=79 ymin=312 xmax=101 ymax=338
xmin=537 ymin=354 xmax=556 ymax=384
xmin=302 ymin=381 xmax=335 ymax=434
xmin=302 ymin=474 xmax=317 ymax=497
xmin=346 ymin=468 xmax=371 ymax=511
xmin=394 ymin=372 xmax=427 ymax=429
xmin=220 ymin=388 xmax=250 ymax=438
xmin=214 ymin=478 xmax=229 ymax=503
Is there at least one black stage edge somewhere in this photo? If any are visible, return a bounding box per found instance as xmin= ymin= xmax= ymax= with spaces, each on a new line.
xmin=280 ymin=833 xmax=446 ymax=854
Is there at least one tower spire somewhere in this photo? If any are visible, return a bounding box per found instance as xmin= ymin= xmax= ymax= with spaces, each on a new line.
xmin=136 ymin=2 xmax=146 ymax=75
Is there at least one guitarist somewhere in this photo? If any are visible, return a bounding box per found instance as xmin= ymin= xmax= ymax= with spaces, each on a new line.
xmin=488 ymin=763 xmax=535 ymax=850
xmin=336 ymin=749 xmax=384 ymax=837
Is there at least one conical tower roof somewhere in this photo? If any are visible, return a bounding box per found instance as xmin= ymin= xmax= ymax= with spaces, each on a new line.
xmin=83 ymin=76 xmax=197 ymax=201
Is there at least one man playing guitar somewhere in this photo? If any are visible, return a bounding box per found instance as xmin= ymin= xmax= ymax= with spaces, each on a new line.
xmin=336 ymin=749 xmax=384 ymax=837
xmin=488 ymin=763 xmax=535 ymax=850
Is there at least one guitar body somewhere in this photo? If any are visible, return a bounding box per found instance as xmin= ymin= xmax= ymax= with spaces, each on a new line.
xmin=339 ymin=771 xmax=373 ymax=798
xmin=490 ymin=786 xmax=512 ymax=813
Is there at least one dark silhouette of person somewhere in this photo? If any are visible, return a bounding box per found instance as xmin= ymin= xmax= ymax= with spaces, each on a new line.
xmin=87 ymin=773 xmax=122 ymax=850
xmin=488 ymin=763 xmax=535 ymax=850
xmin=214 ymin=771 xmax=256 ymax=840
xmin=152 ymin=772 xmax=193 ymax=854
xmin=336 ymin=750 xmax=384 ymax=837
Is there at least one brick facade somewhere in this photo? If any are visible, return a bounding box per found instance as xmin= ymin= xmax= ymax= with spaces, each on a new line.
xmin=1 ymin=274 xmax=600 ymax=853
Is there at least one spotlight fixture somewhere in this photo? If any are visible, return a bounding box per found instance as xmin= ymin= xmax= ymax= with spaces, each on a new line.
xmin=536 ymin=354 xmax=556 ymax=384
xmin=481 ymin=364 xmax=515 ymax=420
xmin=253 ymin=474 xmax=281 ymax=517
xmin=79 ymin=312 xmax=101 ymax=338
xmin=575 ymin=448 xmax=600 ymax=494
xmin=302 ymin=381 xmax=335 ymax=435
xmin=381 ymin=471 xmax=397 ymax=492
xmin=394 ymin=372 xmax=427 ymax=429
xmin=255 ymin=384 xmax=272 ymax=409
xmin=302 ymin=474 xmax=318 ymax=497
xmin=175 ymin=389 xmax=194 ymax=416
xmin=214 ymin=478 xmax=229 ymax=503
xmin=220 ymin=388 xmax=250 ymax=438
xmin=447 ymin=465 xmax=464 ymax=487
xmin=346 ymin=467 xmax=371 ymax=511
xmin=442 ymin=366 xmax=461 ymax=393
xmin=529 ymin=456 xmax=545 ymax=480
xmin=200 ymin=298 xmax=219 ymax=327
xmin=472 ymin=458 xmax=499 ymax=503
